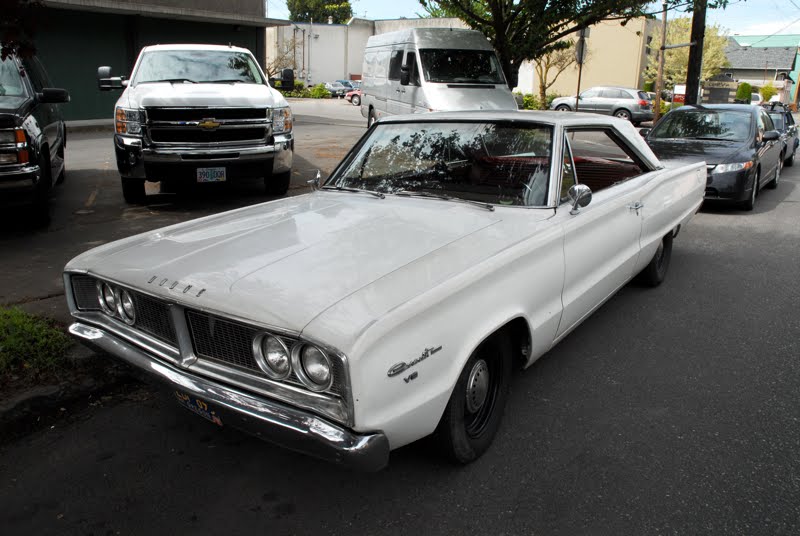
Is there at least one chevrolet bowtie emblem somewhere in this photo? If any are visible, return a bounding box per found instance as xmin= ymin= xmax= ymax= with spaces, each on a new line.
xmin=198 ymin=119 xmax=221 ymax=129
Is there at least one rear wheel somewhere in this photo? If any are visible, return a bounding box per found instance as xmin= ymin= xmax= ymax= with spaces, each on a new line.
xmin=352 ymin=94 xmax=361 ymax=106
xmin=435 ymin=334 xmax=512 ymax=464
xmin=638 ymin=233 xmax=673 ymax=287
xmin=614 ymin=109 xmax=632 ymax=121
xmin=555 ymin=104 xmax=571 ymax=112
xmin=121 ymin=178 xmax=146 ymax=204
xmin=265 ymin=170 xmax=291 ymax=196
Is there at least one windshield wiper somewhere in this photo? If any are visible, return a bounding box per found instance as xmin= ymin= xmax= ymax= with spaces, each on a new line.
xmin=321 ymin=185 xmax=385 ymax=199
xmin=394 ymin=190 xmax=494 ymax=211
xmin=206 ymin=79 xmax=249 ymax=84
xmin=142 ymin=78 xmax=197 ymax=84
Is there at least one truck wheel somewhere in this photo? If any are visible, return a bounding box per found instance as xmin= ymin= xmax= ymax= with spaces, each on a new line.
xmin=638 ymin=232 xmax=673 ymax=287
xmin=435 ymin=334 xmax=512 ymax=464
xmin=32 ymin=151 xmax=53 ymax=224
xmin=265 ymin=170 xmax=291 ymax=196
xmin=121 ymin=178 xmax=146 ymax=204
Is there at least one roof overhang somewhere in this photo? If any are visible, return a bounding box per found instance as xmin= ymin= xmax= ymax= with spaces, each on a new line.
xmin=43 ymin=0 xmax=290 ymax=27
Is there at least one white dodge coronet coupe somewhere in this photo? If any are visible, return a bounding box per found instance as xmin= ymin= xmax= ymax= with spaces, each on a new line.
xmin=64 ymin=111 xmax=705 ymax=471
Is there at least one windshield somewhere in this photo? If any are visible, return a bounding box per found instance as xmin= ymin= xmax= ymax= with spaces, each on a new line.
xmin=419 ymin=49 xmax=505 ymax=84
xmin=0 ymin=58 xmax=25 ymax=97
xmin=649 ymin=110 xmax=753 ymax=142
xmin=133 ymin=50 xmax=264 ymax=85
xmin=768 ymin=113 xmax=785 ymax=130
xmin=329 ymin=122 xmax=553 ymax=206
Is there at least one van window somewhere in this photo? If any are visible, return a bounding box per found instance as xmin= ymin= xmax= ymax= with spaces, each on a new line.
xmin=418 ymin=49 xmax=504 ymax=84
xmin=405 ymin=51 xmax=420 ymax=86
xmin=374 ymin=50 xmax=389 ymax=79
xmin=388 ymin=50 xmax=404 ymax=81
xmin=363 ymin=52 xmax=376 ymax=78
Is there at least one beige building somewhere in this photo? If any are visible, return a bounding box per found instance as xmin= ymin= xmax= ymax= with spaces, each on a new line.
xmin=516 ymin=17 xmax=658 ymax=96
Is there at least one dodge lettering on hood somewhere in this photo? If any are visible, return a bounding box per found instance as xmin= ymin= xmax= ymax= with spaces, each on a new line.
xmin=65 ymin=111 xmax=705 ymax=471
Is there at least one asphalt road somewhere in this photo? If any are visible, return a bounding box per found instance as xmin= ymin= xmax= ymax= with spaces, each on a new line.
xmin=2 ymin=102 xmax=800 ymax=534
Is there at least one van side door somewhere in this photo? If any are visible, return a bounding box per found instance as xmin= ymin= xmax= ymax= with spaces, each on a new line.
xmin=397 ymin=49 xmax=422 ymax=115
xmin=386 ymin=48 xmax=405 ymax=115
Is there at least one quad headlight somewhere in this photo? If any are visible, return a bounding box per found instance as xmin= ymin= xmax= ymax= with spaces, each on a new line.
xmin=252 ymin=334 xmax=334 ymax=392
xmin=96 ymin=281 xmax=136 ymax=324
xmin=254 ymin=334 xmax=291 ymax=380
xmin=295 ymin=344 xmax=332 ymax=392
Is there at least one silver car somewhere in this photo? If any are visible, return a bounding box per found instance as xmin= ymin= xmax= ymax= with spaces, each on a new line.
xmin=551 ymin=86 xmax=654 ymax=125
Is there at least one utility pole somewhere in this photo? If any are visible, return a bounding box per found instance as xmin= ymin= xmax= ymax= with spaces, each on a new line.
xmin=684 ymin=0 xmax=707 ymax=105
xmin=653 ymin=1 xmax=668 ymax=122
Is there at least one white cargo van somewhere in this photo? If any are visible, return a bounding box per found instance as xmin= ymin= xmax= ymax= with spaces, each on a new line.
xmin=360 ymin=28 xmax=518 ymax=126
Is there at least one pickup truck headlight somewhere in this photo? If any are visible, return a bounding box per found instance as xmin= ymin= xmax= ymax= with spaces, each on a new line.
xmin=0 ymin=128 xmax=29 ymax=164
xmin=115 ymin=107 xmax=144 ymax=136
xmin=272 ymin=107 xmax=292 ymax=134
xmin=712 ymin=161 xmax=753 ymax=174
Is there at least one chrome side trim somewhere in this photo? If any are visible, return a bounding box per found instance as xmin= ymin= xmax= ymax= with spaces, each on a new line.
xmin=69 ymin=322 xmax=389 ymax=472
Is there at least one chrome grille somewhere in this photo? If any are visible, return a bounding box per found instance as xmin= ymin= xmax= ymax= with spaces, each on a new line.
xmin=145 ymin=107 xmax=271 ymax=145
xmin=146 ymin=108 xmax=268 ymax=122
xmin=133 ymin=293 xmax=177 ymax=345
xmin=71 ymin=275 xmax=100 ymax=310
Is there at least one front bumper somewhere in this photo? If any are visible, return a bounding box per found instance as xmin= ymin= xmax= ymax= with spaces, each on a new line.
xmin=115 ymin=133 xmax=294 ymax=181
xmin=69 ymin=321 xmax=390 ymax=471
xmin=0 ymin=164 xmax=41 ymax=205
xmin=704 ymin=169 xmax=751 ymax=202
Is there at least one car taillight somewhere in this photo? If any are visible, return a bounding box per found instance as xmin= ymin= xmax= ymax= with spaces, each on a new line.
xmin=639 ymin=99 xmax=649 ymax=106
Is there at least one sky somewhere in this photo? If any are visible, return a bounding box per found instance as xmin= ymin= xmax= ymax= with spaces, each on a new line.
xmin=265 ymin=0 xmax=800 ymax=36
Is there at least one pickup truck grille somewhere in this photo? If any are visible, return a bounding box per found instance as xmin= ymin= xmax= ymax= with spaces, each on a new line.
xmin=144 ymin=107 xmax=271 ymax=145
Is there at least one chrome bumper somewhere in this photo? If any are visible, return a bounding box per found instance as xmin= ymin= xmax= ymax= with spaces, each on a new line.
xmin=69 ymin=321 xmax=389 ymax=471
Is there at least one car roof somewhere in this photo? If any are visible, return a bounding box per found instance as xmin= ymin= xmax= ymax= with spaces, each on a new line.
xmin=672 ymin=104 xmax=759 ymax=114
xmin=141 ymin=44 xmax=252 ymax=53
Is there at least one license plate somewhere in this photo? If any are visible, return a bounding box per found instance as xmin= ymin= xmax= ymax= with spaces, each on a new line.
xmin=174 ymin=391 xmax=223 ymax=426
xmin=197 ymin=167 xmax=226 ymax=183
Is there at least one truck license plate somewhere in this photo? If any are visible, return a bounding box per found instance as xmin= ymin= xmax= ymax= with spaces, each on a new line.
xmin=174 ymin=391 xmax=223 ymax=426
xmin=197 ymin=167 xmax=226 ymax=183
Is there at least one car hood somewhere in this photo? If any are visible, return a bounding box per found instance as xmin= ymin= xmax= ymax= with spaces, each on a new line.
xmin=122 ymin=82 xmax=287 ymax=109
xmin=646 ymin=138 xmax=751 ymax=166
xmin=67 ymin=193 xmax=550 ymax=338
xmin=0 ymin=96 xmax=32 ymax=123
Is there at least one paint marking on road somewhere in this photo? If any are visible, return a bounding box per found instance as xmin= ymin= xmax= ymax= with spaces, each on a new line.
xmin=85 ymin=189 xmax=98 ymax=208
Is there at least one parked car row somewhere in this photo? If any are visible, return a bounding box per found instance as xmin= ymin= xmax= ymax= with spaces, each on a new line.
xmin=550 ymin=86 xmax=655 ymax=125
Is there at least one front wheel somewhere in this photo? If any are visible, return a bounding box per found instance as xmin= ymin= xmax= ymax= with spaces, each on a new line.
xmin=352 ymin=95 xmax=361 ymax=106
xmin=638 ymin=233 xmax=673 ymax=287
xmin=265 ymin=170 xmax=291 ymax=196
xmin=555 ymin=104 xmax=571 ymax=112
xmin=614 ymin=109 xmax=632 ymax=121
xmin=121 ymin=178 xmax=146 ymax=204
xmin=367 ymin=108 xmax=377 ymax=128
xmin=741 ymin=169 xmax=759 ymax=211
xmin=435 ymin=334 xmax=512 ymax=464
xmin=767 ymin=158 xmax=781 ymax=189
xmin=786 ymin=149 xmax=795 ymax=167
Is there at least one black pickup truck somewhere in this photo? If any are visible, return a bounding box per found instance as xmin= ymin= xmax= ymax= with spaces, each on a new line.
xmin=0 ymin=54 xmax=69 ymax=217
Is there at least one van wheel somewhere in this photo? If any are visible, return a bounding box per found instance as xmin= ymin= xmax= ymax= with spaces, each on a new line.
xmin=265 ymin=170 xmax=291 ymax=196
xmin=435 ymin=334 xmax=512 ymax=464
xmin=368 ymin=108 xmax=377 ymax=127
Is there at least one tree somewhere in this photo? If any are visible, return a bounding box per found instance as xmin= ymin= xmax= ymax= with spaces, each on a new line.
xmin=1 ymin=0 xmax=42 ymax=60
xmin=266 ymin=36 xmax=303 ymax=78
xmin=417 ymin=1 xmax=733 ymax=89
xmin=287 ymin=0 xmax=353 ymax=24
xmin=643 ymin=17 xmax=729 ymax=89
xmin=533 ymin=42 xmax=583 ymax=109
xmin=735 ymin=82 xmax=752 ymax=102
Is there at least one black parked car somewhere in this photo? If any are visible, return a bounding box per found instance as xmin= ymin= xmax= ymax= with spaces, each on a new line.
xmin=643 ymin=104 xmax=782 ymax=211
xmin=763 ymin=102 xmax=798 ymax=167
xmin=0 ymin=54 xmax=69 ymax=216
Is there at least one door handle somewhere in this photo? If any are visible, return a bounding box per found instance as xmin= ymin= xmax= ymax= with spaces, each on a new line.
xmin=628 ymin=201 xmax=644 ymax=215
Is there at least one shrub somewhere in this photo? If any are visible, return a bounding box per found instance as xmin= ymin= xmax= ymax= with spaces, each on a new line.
xmin=310 ymin=83 xmax=331 ymax=99
xmin=761 ymin=82 xmax=778 ymax=102
xmin=521 ymin=93 xmax=540 ymax=110
xmin=294 ymin=79 xmax=305 ymax=90
xmin=0 ymin=307 xmax=71 ymax=379
xmin=735 ymin=82 xmax=752 ymax=102
xmin=545 ymin=92 xmax=562 ymax=109
xmin=643 ymin=80 xmax=655 ymax=92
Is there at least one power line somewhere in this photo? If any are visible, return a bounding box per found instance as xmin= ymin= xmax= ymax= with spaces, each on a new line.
xmin=746 ymin=15 xmax=800 ymax=46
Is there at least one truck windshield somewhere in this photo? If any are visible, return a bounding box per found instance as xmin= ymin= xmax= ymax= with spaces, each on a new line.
xmin=0 ymin=58 xmax=25 ymax=97
xmin=133 ymin=50 xmax=264 ymax=85
xmin=329 ymin=121 xmax=552 ymax=207
xmin=649 ymin=110 xmax=752 ymax=142
xmin=419 ymin=49 xmax=505 ymax=84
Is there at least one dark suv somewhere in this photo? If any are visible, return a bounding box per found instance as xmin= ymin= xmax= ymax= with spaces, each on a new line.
xmin=763 ymin=102 xmax=798 ymax=167
xmin=0 ymin=54 xmax=69 ymax=215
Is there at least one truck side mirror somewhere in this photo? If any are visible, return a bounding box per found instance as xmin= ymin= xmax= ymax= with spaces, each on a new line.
xmin=400 ymin=66 xmax=410 ymax=86
xmin=38 ymin=88 xmax=70 ymax=104
xmin=97 ymin=66 xmax=124 ymax=91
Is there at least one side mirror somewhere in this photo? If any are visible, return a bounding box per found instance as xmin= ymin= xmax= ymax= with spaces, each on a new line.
xmin=639 ymin=128 xmax=651 ymax=138
xmin=399 ymin=66 xmax=410 ymax=86
xmin=97 ymin=65 xmax=125 ymax=91
xmin=568 ymin=184 xmax=592 ymax=215
xmin=38 ymin=88 xmax=70 ymax=104
xmin=763 ymin=130 xmax=780 ymax=141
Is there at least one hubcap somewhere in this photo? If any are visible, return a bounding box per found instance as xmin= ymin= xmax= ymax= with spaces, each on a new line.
xmin=465 ymin=359 xmax=490 ymax=413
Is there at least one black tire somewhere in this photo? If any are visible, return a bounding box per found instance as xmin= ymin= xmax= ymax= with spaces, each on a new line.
xmin=55 ymin=142 xmax=66 ymax=185
xmin=352 ymin=95 xmax=361 ymax=106
xmin=741 ymin=169 xmax=759 ymax=211
xmin=32 ymin=151 xmax=53 ymax=223
xmin=121 ymin=178 xmax=146 ymax=204
xmin=786 ymin=150 xmax=795 ymax=167
xmin=435 ymin=334 xmax=512 ymax=464
xmin=638 ymin=233 xmax=673 ymax=287
xmin=614 ymin=109 xmax=632 ymax=121
xmin=555 ymin=104 xmax=571 ymax=112
xmin=767 ymin=158 xmax=781 ymax=189
xmin=265 ymin=170 xmax=291 ymax=196
xmin=368 ymin=108 xmax=377 ymax=127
